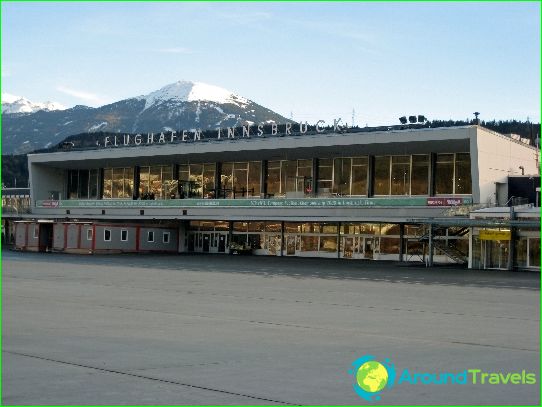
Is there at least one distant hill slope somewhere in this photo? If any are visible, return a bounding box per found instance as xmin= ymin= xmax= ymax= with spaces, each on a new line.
xmin=1 ymin=81 xmax=291 ymax=154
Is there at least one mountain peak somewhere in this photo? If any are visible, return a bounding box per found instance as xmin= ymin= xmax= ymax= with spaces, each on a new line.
xmin=2 ymin=92 xmax=65 ymax=114
xmin=138 ymin=81 xmax=249 ymax=111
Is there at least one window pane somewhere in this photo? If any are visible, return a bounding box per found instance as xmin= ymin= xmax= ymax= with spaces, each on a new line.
xmin=78 ymin=170 xmax=89 ymax=199
xmin=68 ymin=170 xmax=79 ymax=199
xmin=455 ymin=153 xmax=472 ymax=194
xmin=123 ymin=168 xmax=134 ymax=198
xmin=112 ymin=168 xmax=124 ymax=198
xmin=203 ymin=163 xmax=216 ymax=198
xmin=435 ymin=154 xmax=454 ymax=194
xmin=248 ymin=161 xmax=261 ymax=197
xmin=374 ymin=156 xmax=390 ymax=195
xmin=140 ymin=167 xmax=150 ymax=196
xmin=282 ymin=160 xmax=297 ymax=193
xmin=319 ymin=236 xmax=337 ymax=252
xmin=267 ymin=166 xmax=281 ymax=195
xmin=221 ymin=162 xmax=233 ymax=198
xmin=391 ymin=156 xmax=410 ymax=195
xmin=301 ymin=236 xmax=318 ymax=251
xmin=103 ymin=168 xmax=112 ymax=198
xmin=411 ymin=155 xmax=429 ymax=195
xmin=89 ymin=169 xmax=98 ymax=199
xmin=351 ymin=158 xmax=368 ymax=196
xmin=529 ymin=238 xmax=540 ymax=267
xmin=333 ymin=158 xmax=351 ymax=195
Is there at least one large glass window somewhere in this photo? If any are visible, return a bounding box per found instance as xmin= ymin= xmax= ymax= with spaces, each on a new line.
xmin=333 ymin=158 xmax=351 ymax=196
xmin=267 ymin=161 xmax=281 ymax=196
xmin=351 ymin=157 xmax=368 ymax=196
xmin=67 ymin=169 xmax=99 ymax=199
xmin=435 ymin=153 xmax=471 ymax=195
xmin=435 ymin=154 xmax=454 ymax=194
xmin=391 ymin=156 xmax=410 ymax=195
xmin=266 ymin=160 xmax=312 ymax=197
xmin=140 ymin=165 xmax=173 ymax=199
xmin=411 ymin=155 xmax=429 ymax=195
xmin=221 ymin=162 xmax=260 ymax=198
xmin=103 ymin=167 xmax=134 ymax=199
xmin=374 ymin=156 xmax=391 ymax=195
xmin=454 ymin=153 xmax=472 ymax=194
xmin=317 ymin=159 xmax=333 ymax=193
xmin=179 ymin=163 xmax=215 ymax=198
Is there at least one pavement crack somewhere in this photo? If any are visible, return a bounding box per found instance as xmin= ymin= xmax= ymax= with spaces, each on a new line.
xmin=3 ymin=350 xmax=300 ymax=406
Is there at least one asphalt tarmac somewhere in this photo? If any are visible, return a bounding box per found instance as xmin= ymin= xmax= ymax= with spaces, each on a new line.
xmin=2 ymin=251 xmax=540 ymax=405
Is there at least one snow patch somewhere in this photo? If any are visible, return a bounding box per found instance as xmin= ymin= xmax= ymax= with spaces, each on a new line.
xmin=1 ymin=92 xmax=66 ymax=114
xmin=88 ymin=122 xmax=108 ymax=132
xmin=137 ymin=80 xmax=250 ymax=111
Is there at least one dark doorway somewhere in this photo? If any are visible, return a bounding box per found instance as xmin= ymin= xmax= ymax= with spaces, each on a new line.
xmin=38 ymin=223 xmax=53 ymax=252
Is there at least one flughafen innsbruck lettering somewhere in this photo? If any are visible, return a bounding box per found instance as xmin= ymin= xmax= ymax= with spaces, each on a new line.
xmin=100 ymin=119 xmax=342 ymax=148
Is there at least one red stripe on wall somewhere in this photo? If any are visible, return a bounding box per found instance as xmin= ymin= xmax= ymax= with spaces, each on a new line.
xmin=91 ymin=224 xmax=96 ymax=252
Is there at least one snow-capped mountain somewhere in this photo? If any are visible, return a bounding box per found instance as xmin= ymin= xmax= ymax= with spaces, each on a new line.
xmin=2 ymin=92 xmax=65 ymax=114
xmin=138 ymin=81 xmax=250 ymax=111
xmin=2 ymin=81 xmax=291 ymax=154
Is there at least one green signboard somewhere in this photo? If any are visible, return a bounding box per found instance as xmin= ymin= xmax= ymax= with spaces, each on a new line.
xmin=37 ymin=196 xmax=473 ymax=208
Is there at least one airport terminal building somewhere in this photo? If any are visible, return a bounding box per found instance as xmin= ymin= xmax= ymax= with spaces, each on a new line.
xmin=10 ymin=124 xmax=541 ymax=270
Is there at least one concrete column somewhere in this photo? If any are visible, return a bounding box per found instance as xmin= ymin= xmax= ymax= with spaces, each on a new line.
xmin=367 ymin=156 xmax=375 ymax=197
xmin=260 ymin=160 xmax=268 ymax=198
xmin=428 ymin=223 xmax=434 ymax=267
xmin=133 ymin=166 xmax=140 ymax=199
xmin=399 ymin=223 xmax=405 ymax=262
xmin=312 ymin=158 xmax=319 ymax=197
xmin=508 ymin=207 xmax=516 ymax=271
xmin=98 ymin=168 xmax=104 ymax=199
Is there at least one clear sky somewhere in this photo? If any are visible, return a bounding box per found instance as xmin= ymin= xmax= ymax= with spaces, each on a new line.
xmin=2 ymin=1 xmax=540 ymax=126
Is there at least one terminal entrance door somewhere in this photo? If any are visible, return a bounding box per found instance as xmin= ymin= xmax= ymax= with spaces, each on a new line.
xmin=202 ymin=233 xmax=210 ymax=252
xmin=342 ymin=237 xmax=354 ymax=258
xmin=363 ymin=237 xmax=374 ymax=259
xmin=217 ymin=233 xmax=227 ymax=253
xmin=482 ymin=240 xmax=509 ymax=269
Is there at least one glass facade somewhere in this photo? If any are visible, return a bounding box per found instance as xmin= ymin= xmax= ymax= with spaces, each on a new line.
xmin=435 ymin=153 xmax=472 ymax=195
xmin=267 ymin=160 xmax=312 ymax=197
xmin=67 ymin=169 xmax=99 ymax=199
xmin=70 ymin=152 xmax=471 ymax=200
xmin=140 ymin=165 xmax=174 ymax=199
xmin=221 ymin=162 xmax=261 ymax=198
xmin=178 ymin=163 xmax=215 ymax=198
xmin=103 ymin=167 xmax=134 ymax=199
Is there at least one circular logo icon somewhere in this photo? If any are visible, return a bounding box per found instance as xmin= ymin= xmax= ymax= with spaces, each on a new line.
xmin=350 ymin=356 xmax=396 ymax=401
xmin=356 ymin=361 xmax=389 ymax=392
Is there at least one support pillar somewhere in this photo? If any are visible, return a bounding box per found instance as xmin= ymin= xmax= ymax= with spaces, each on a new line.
xmin=260 ymin=160 xmax=268 ymax=198
xmin=399 ymin=223 xmax=405 ymax=262
xmin=428 ymin=223 xmax=434 ymax=267
xmin=367 ymin=156 xmax=375 ymax=197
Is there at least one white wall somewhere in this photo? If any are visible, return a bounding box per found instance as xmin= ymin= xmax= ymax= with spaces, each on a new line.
xmin=474 ymin=127 xmax=539 ymax=205
xmin=28 ymin=162 xmax=65 ymax=205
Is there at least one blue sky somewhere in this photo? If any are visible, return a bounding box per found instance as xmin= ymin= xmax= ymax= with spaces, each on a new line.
xmin=2 ymin=1 xmax=540 ymax=125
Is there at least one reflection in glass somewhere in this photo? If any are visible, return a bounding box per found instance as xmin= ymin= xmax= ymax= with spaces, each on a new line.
xmin=374 ymin=156 xmax=390 ymax=195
